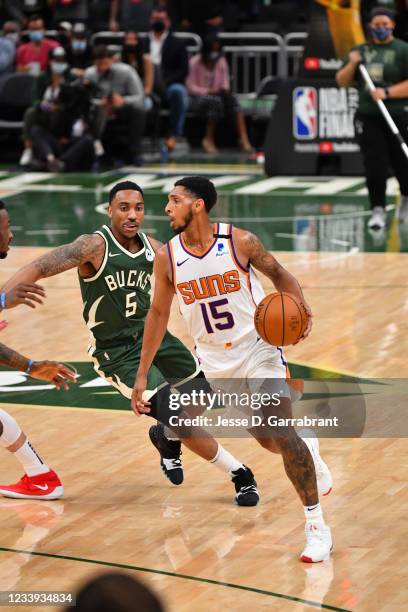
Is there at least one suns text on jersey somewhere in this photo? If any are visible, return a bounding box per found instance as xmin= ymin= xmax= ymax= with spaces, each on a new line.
xmin=177 ymin=269 xmax=241 ymax=305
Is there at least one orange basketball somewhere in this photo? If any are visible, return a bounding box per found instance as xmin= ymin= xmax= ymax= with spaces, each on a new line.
xmin=254 ymin=292 xmax=309 ymax=346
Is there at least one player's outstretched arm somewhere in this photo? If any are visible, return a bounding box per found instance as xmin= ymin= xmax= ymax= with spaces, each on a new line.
xmin=0 ymin=342 xmax=77 ymax=390
xmin=132 ymin=246 xmax=174 ymax=416
xmin=235 ymin=228 xmax=313 ymax=339
xmin=1 ymin=234 xmax=105 ymax=295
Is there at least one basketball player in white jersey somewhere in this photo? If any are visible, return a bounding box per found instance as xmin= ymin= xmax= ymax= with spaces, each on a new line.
xmin=132 ymin=176 xmax=333 ymax=563
xmin=0 ymin=200 xmax=76 ymax=500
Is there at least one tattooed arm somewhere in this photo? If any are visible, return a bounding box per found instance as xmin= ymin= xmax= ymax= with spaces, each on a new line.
xmin=233 ymin=227 xmax=312 ymax=337
xmin=234 ymin=228 xmax=305 ymax=299
xmin=0 ymin=343 xmax=76 ymax=389
xmin=2 ymin=234 xmax=105 ymax=296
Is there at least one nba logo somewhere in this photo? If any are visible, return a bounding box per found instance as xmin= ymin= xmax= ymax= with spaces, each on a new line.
xmin=293 ymin=87 xmax=317 ymax=139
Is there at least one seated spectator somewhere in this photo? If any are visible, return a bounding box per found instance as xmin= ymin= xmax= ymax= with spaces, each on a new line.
xmin=122 ymin=31 xmax=154 ymax=110
xmin=67 ymin=22 xmax=92 ymax=76
xmin=28 ymin=46 xmax=94 ymax=172
xmin=0 ymin=22 xmax=20 ymax=77
xmin=84 ymin=45 xmax=145 ymax=166
xmin=110 ymin=0 xmax=154 ymax=33
xmin=16 ymin=15 xmax=60 ymax=75
xmin=48 ymin=0 xmax=89 ymax=26
xmin=144 ymin=7 xmax=189 ymax=151
xmin=187 ymin=35 xmax=252 ymax=153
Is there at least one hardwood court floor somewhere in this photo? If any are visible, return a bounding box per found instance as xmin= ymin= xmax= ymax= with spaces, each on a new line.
xmin=0 ymin=246 xmax=407 ymax=612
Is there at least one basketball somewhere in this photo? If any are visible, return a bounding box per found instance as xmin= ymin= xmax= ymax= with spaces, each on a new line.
xmin=254 ymin=292 xmax=309 ymax=346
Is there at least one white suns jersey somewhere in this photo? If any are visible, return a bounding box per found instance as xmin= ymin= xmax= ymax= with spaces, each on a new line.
xmin=168 ymin=222 xmax=265 ymax=349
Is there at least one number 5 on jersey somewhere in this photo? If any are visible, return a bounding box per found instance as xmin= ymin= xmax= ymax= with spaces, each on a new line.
xmin=126 ymin=291 xmax=138 ymax=317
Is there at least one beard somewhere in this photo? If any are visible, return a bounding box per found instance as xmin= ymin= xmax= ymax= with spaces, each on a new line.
xmin=172 ymin=209 xmax=193 ymax=235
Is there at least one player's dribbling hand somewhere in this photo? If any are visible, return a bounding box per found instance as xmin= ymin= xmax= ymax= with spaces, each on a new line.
xmin=29 ymin=361 xmax=78 ymax=391
xmin=131 ymin=372 xmax=151 ymax=416
xmin=4 ymin=283 xmax=46 ymax=309
xmin=294 ymin=302 xmax=313 ymax=344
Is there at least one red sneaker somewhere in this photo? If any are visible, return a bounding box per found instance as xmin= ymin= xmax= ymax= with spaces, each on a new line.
xmin=0 ymin=470 xmax=64 ymax=500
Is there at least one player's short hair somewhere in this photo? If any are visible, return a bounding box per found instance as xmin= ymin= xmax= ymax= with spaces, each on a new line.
xmin=0 ymin=201 xmax=6 ymax=211
xmin=109 ymin=181 xmax=144 ymax=204
xmin=369 ymin=6 xmax=396 ymax=21
xmin=174 ymin=176 xmax=217 ymax=212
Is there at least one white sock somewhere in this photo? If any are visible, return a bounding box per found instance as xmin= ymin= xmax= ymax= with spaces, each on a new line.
xmin=0 ymin=409 xmax=49 ymax=477
xmin=210 ymin=444 xmax=244 ymax=476
xmin=14 ymin=441 xmax=49 ymax=477
xmin=304 ymin=502 xmax=325 ymax=527
xmin=0 ymin=409 xmax=21 ymax=447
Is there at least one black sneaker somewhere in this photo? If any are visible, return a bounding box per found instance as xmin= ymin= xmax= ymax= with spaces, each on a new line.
xmin=231 ymin=465 xmax=259 ymax=506
xmin=149 ymin=424 xmax=183 ymax=486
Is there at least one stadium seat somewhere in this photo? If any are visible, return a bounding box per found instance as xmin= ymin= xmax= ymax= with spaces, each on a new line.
xmin=0 ymin=74 xmax=35 ymax=131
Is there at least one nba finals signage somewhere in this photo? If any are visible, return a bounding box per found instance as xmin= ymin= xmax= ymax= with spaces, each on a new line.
xmin=265 ymin=0 xmax=365 ymax=176
xmin=293 ymin=85 xmax=359 ymax=148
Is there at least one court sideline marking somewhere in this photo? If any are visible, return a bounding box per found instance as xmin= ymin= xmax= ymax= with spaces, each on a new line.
xmin=0 ymin=547 xmax=351 ymax=612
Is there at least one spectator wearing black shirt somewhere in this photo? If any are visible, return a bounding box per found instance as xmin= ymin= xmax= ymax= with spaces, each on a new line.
xmin=30 ymin=46 xmax=94 ymax=172
xmin=67 ymin=22 xmax=92 ymax=76
xmin=122 ymin=31 xmax=154 ymax=110
xmin=144 ymin=7 xmax=189 ymax=150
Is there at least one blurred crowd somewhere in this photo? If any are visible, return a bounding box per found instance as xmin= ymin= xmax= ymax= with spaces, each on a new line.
xmin=0 ymin=2 xmax=269 ymax=171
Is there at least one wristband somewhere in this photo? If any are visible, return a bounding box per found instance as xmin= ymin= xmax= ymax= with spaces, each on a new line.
xmin=25 ymin=359 xmax=34 ymax=374
xmin=384 ymin=87 xmax=390 ymax=98
xmin=0 ymin=292 xmax=6 ymax=309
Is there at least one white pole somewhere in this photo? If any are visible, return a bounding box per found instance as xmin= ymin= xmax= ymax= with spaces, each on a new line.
xmin=359 ymin=63 xmax=408 ymax=161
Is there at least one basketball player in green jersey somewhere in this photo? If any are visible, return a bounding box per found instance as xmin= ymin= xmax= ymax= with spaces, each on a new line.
xmin=2 ymin=181 xmax=259 ymax=506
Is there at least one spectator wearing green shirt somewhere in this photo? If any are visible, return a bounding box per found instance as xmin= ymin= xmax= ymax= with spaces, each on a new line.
xmin=336 ymin=6 xmax=408 ymax=231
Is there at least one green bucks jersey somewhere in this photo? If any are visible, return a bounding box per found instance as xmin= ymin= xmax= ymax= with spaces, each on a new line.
xmin=79 ymin=225 xmax=155 ymax=348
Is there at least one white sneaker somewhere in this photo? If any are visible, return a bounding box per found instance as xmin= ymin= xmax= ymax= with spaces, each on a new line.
xmin=300 ymin=522 xmax=333 ymax=563
xmin=302 ymin=435 xmax=333 ymax=497
xmin=397 ymin=196 xmax=408 ymax=224
xmin=367 ymin=206 xmax=386 ymax=230
xmin=19 ymin=148 xmax=32 ymax=166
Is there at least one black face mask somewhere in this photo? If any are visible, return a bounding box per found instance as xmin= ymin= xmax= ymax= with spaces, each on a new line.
xmin=151 ymin=21 xmax=166 ymax=34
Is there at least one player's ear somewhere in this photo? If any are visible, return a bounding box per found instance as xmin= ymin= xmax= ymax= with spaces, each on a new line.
xmin=195 ymin=198 xmax=205 ymax=213
xmin=107 ymin=205 xmax=113 ymax=219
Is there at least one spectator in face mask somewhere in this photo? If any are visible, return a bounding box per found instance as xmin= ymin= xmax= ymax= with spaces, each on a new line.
xmin=20 ymin=45 xmax=74 ymax=167
xmin=29 ymin=46 xmax=94 ymax=172
xmin=0 ymin=22 xmax=21 ymax=77
xmin=143 ymin=8 xmax=189 ymax=151
xmin=16 ymin=15 xmax=60 ymax=75
xmin=122 ymin=31 xmax=154 ymax=110
xmin=66 ymin=22 xmax=92 ymax=76
xmin=187 ymin=35 xmax=252 ymax=154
